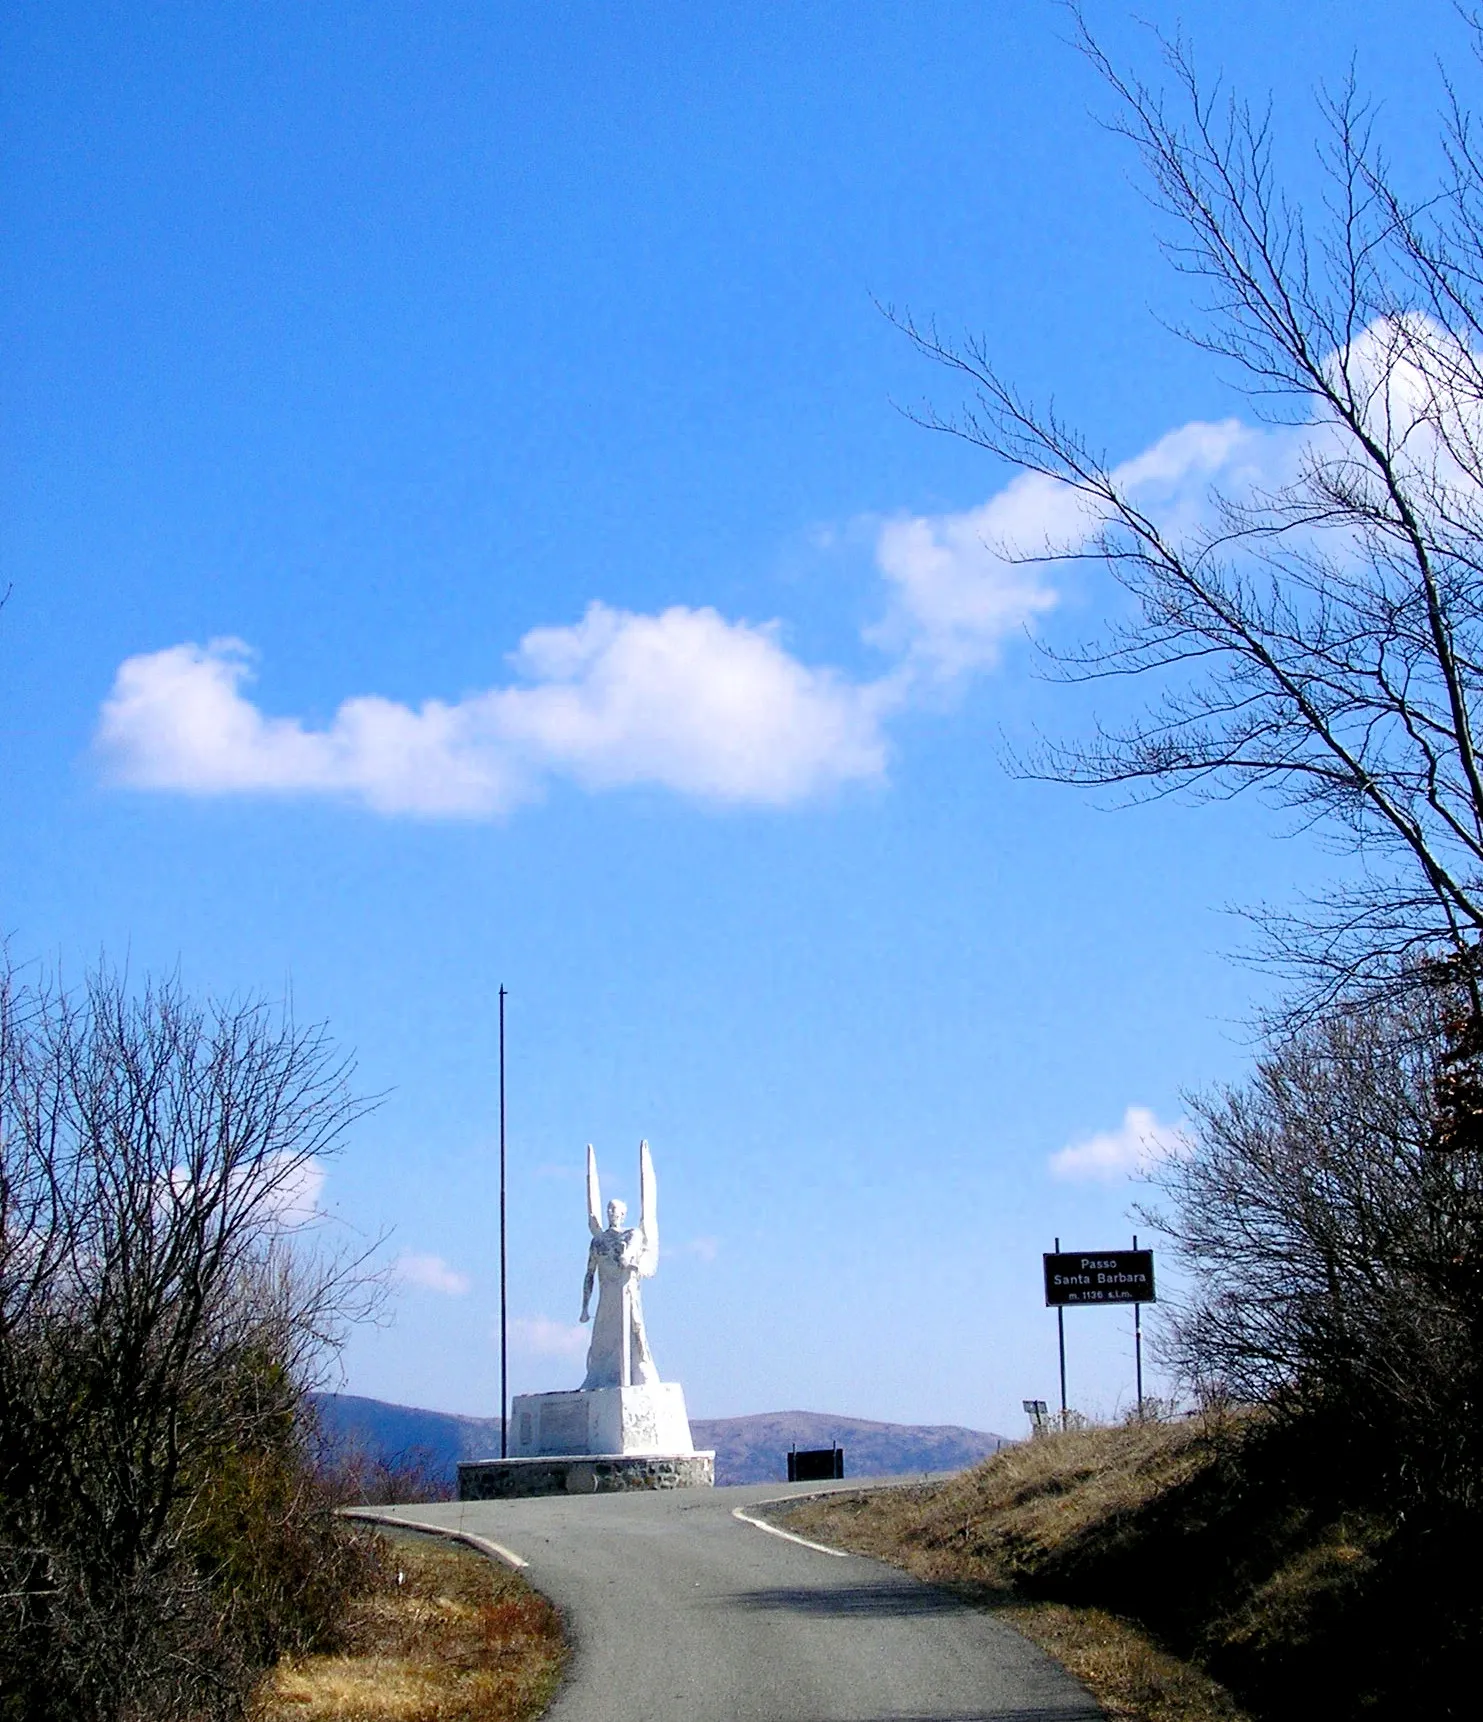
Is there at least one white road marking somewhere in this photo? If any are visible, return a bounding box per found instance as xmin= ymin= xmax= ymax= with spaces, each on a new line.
xmin=731 ymin=1506 xmax=849 ymax=1557
xmin=339 ymin=1507 xmax=530 ymax=1570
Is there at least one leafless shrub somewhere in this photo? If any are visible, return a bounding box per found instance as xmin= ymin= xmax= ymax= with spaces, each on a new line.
xmin=0 ymin=964 xmax=383 ymax=1721
xmin=1144 ymin=981 xmax=1483 ymax=1511
xmin=313 ymin=1429 xmax=454 ymax=1506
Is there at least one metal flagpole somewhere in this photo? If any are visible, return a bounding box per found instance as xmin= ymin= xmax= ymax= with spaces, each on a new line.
xmin=1055 ymin=1235 xmax=1067 ymax=1430
xmin=499 ymin=985 xmax=508 ymax=1459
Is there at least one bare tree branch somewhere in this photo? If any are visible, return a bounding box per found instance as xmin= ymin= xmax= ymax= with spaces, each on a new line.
xmin=899 ymin=13 xmax=1483 ymax=1015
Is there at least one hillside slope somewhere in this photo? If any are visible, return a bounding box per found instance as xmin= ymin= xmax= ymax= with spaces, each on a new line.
xmin=779 ymin=1413 xmax=1482 ymax=1722
xmin=313 ymin=1393 xmax=1004 ymax=1487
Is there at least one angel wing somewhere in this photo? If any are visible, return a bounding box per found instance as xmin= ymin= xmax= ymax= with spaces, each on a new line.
xmin=637 ymin=1139 xmax=659 ymax=1276
xmin=586 ymin=1144 xmax=603 ymax=1238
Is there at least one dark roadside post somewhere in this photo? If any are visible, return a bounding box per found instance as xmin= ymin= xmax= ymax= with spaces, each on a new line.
xmin=1055 ymin=1235 xmax=1066 ymax=1427
xmin=787 ymin=1443 xmax=845 ymax=1482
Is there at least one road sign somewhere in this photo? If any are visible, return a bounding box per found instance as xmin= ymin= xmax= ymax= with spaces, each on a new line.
xmin=1043 ymin=1249 xmax=1155 ymax=1307
xmin=788 ymin=1446 xmax=844 ymax=1482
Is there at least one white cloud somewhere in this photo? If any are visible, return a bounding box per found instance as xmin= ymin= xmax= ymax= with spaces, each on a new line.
xmin=96 ymin=605 xmax=892 ymax=818
xmin=265 ymin=1154 xmax=328 ymax=1228
xmin=1111 ymin=417 xmax=1278 ymax=524
xmin=1311 ymin=313 xmax=1483 ymax=519
xmin=97 ymin=332 xmax=1402 ymax=824
xmin=870 ymin=472 xmax=1072 ymax=677
xmin=871 ymin=418 xmax=1281 ymax=680
xmin=490 ymin=603 xmax=891 ymax=801
xmin=168 ymin=1149 xmax=326 ymax=1230
xmin=1048 ymin=1105 xmax=1192 ymax=1183
xmin=395 ymin=1252 xmax=471 ymax=1296
xmin=510 ymin=1315 xmax=589 ymax=1357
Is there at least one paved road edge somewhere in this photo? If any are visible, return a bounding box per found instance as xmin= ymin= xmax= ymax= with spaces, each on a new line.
xmin=338 ymin=1505 xmax=530 ymax=1570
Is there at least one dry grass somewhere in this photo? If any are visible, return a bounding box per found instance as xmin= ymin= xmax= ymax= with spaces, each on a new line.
xmin=1000 ymin=1603 xmax=1248 ymax=1722
xmin=250 ymin=1528 xmax=566 ymax=1722
xmin=778 ymin=1415 xmax=1254 ymax=1722
xmin=781 ymin=1413 xmax=1238 ymax=1593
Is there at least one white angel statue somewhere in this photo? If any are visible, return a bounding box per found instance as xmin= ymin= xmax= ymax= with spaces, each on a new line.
xmin=578 ymin=1141 xmax=661 ymax=1389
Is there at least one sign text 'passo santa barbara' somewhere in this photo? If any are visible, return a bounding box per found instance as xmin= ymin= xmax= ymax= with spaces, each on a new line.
xmin=1043 ymin=1249 xmax=1156 ymax=1307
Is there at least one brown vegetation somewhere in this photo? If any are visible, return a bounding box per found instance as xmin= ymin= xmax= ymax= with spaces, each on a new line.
xmin=776 ymin=1412 xmax=1476 ymax=1722
xmin=318 ymin=1431 xmax=455 ymax=1508
xmin=251 ymin=1528 xmax=567 ymax=1722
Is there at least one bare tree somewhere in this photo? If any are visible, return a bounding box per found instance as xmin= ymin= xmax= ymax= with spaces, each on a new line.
xmin=896 ymin=16 xmax=1483 ymax=1017
xmin=0 ymin=965 xmax=381 ymax=1721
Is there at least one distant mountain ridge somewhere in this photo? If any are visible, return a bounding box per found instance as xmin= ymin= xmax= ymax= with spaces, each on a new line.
xmin=313 ymin=1392 xmax=1007 ymax=1487
xmin=690 ymin=1410 xmax=1007 ymax=1483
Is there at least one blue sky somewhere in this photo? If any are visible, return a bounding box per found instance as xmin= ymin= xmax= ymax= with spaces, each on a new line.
xmin=1 ymin=0 xmax=1467 ymax=1438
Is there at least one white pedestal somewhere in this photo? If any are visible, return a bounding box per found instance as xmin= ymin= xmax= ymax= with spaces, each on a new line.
xmin=510 ymin=1382 xmax=695 ymax=1457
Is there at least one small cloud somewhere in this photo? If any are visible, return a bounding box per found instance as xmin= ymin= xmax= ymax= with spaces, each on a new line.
xmin=670 ymin=1235 xmax=720 ymax=1263
xmin=509 ymin=1315 xmax=589 ymax=1358
xmin=869 ymin=474 xmax=1068 ymax=678
xmin=1049 ymin=1106 xmax=1191 ymax=1183
xmin=868 ymin=417 xmax=1276 ymax=683
xmin=395 ymin=1252 xmax=471 ymax=1296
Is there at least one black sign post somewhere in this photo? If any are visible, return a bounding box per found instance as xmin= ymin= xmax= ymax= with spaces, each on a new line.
xmin=1043 ymin=1238 xmax=1156 ymax=1421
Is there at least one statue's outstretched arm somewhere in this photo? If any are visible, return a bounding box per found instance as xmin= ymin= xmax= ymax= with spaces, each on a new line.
xmin=637 ymin=1138 xmax=659 ymax=1277
xmin=580 ymin=1240 xmax=597 ymax=1322
xmin=586 ymin=1143 xmax=603 ymax=1239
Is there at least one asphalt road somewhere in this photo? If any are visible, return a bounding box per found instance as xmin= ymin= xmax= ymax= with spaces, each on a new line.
xmin=368 ymin=1482 xmax=1102 ymax=1722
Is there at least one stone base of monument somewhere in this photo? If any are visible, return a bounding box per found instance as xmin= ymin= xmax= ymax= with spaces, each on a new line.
xmin=457 ymin=1450 xmax=714 ymax=1500
xmin=455 ymin=1381 xmax=713 ymax=1500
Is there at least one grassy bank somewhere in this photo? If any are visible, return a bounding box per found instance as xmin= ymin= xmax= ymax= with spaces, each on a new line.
xmin=250 ymin=1528 xmax=566 ymax=1722
xmin=777 ymin=1412 xmax=1478 ymax=1722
